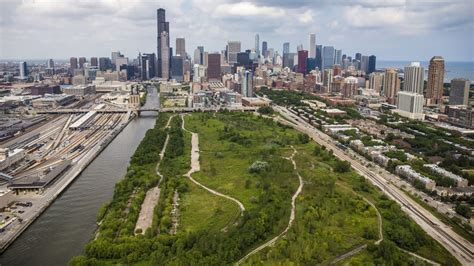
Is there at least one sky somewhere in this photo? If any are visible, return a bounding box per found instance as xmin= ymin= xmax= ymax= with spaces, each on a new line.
xmin=0 ymin=0 xmax=473 ymax=61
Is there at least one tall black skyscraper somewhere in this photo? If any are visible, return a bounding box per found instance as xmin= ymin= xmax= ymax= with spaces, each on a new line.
xmin=368 ymin=55 xmax=376 ymax=74
xmin=157 ymin=8 xmax=169 ymax=78
xmin=315 ymin=45 xmax=322 ymax=70
xmin=262 ymin=41 xmax=268 ymax=57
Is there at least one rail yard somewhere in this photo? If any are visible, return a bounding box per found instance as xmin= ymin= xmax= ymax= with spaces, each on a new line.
xmin=0 ymin=100 xmax=134 ymax=252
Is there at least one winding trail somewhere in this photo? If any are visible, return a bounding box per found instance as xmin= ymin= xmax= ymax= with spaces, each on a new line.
xmin=181 ymin=115 xmax=246 ymax=214
xmin=236 ymin=146 xmax=304 ymax=265
xmin=134 ymin=115 xmax=174 ymax=234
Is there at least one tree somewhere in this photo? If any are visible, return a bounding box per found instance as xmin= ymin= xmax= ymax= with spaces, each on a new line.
xmin=455 ymin=204 xmax=471 ymax=218
xmin=298 ymin=133 xmax=310 ymax=144
xmin=257 ymin=106 xmax=274 ymax=115
xmin=334 ymin=160 xmax=351 ymax=173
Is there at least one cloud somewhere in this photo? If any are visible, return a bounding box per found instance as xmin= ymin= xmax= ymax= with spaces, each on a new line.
xmin=214 ymin=2 xmax=285 ymax=18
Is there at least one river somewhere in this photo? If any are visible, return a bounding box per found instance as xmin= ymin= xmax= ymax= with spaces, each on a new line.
xmin=0 ymin=87 xmax=159 ymax=266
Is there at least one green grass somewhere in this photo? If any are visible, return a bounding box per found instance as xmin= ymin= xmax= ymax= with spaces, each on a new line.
xmin=180 ymin=179 xmax=240 ymax=233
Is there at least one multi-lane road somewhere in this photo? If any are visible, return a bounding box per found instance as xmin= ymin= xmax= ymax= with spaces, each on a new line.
xmin=274 ymin=105 xmax=474 ymax=265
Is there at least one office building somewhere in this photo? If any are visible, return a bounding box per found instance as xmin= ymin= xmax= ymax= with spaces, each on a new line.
xmin=176 ymin=38 xmax=186 ymax=57
xmin=115 ymin=57 xmax=128 ymax=71
xmin=396 ymin=91 xmax=424 ymax=120
xmin=355 ymin=53 xmax=362 ymax=62
xmin=70 ymin=57 xmax=78 ymax=72
xmin=19 ymin=62 xmax=28 ymax=79
xmin=335 ymin=49 xmax=342 ymax=65
xmin=98 ymin=57 xmax=111 ymax=71
xmin=297 ymin=50 xmax=308 ymax=74
xmin=383 ymin=68 xmax=400 ymax=105
xmin=426 ymin=56 xmax=445 ymax=105
xmin=78 ymin=57 xmax=86 ymax=69
xmin=323 ymin=69 xmax=333 ymax=92
xmin=161 ymin=31 xmax=170 ymax=79
xmin=194 ymin=46 xmax=203 ymax=65
xmin=242 ymin=70 xmax=253 ymax=97
xmin=47 ymin=59 xmax=54 ymax=69
xmin=449 ymin=78 xmax=470 ymax=105
xmin=445 ymin=105 xmax=474 ymax=129
xmin=262 ymin=41 xmax=267 ymax=57
xmin=368 ymin=55 xmax=376 ymax=74
xmin=342 ymin=76 xmax=358 ymax=98
xmin=171 ymin=56 xmax=184 ymax=82
xmin=306 ymin=58 xmax=316 ymax=74
xmin=322 ymin=46 xmax=335 ymax=70
xmin=207 ymin=53 xmax=221 ymax=82
xmin=227 ymin=41 xmax=241 ymax=65
xmin=255 ymin=34 xmax=260 ymax=55
xmin=309 ymin=33 xmax=316 ymax=58
xmin=283 ymin=42 xmax=290 ymax=55
xmin=316 ymin=45 xmax=322 ymax=70
xmin=90 ymin=57 xmax=98 ymax=67
xmin=403 ymin=62 xmax=424 ymax=94
xmin=360 ymin=55 xmax=369 ymax=73
xmin=157 ymin=8 xmax=169 ymax=78
xmin=140 ymin=53 xmax=156 ymax=80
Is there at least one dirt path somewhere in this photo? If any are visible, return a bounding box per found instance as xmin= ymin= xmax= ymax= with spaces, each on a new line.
xmin=181 ymin=115 xmax=246 ymax=214
xmin=134 ymin=115 xmax=174 ymax=235
xmin=236 ymin=146 xmax=304 ymax=265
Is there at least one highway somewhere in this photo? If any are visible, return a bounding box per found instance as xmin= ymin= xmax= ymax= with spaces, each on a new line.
xmin=274 ymin=105 xmax=474 ymax=265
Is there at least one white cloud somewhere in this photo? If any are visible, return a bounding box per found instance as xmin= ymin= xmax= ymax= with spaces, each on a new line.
xmin=214 ymin=2 xmax=285 ymax=18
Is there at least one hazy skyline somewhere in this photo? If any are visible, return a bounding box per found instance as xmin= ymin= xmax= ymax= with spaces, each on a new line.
xmin=1 ymin=0 xmax=473 ymax=61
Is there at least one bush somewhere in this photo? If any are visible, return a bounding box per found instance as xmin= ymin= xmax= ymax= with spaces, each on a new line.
xmin=257 ymin=106 xmax=274 ymax=115
xmin=249 ymin=161 xmax=269 ymax=173
xmin=335 ymin=160 xmax=351 ymax=173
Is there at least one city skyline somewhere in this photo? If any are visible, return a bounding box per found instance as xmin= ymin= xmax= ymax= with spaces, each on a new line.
xmin=1 ymin=0 xmax=473 ymax=61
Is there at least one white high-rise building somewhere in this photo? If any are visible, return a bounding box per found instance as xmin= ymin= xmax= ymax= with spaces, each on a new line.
xmin=19 ymin=62 xmax=28 ymax=79
xmin=309 ymin=33 xmax=316 ymax=58
xmin=396 ymin=91 xmax=424 ymax=120
xmin=403 ymin=62 xmax=424 ymax=94
xmin=160 ymin=32 xmax=170 ymax=80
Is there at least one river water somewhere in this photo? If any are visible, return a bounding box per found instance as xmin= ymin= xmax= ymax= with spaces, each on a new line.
xmin=0 ymin=87 xmax=159 ymax=266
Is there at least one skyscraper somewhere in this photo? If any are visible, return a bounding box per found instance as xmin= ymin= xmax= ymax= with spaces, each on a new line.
xmin=335 ymin=49 xmax=342 ymax=65
xmin=283 ymin=42 xmax=290 ymax=55
xmin=90 ymin=57 xmax=98 ymax=67
xmin=176 ymin=38 xmax=186 ymax=57
xmin=171 ymin=56 xmax=184 ymax=82
xmin=368 ymin=55 xmax=376 ymax=74
xmin=403 ymin=62 xmax=424 ymax=94
xmin=397 ymin=91 xmax=425 ymax=120
xmin=383 ymin=68 xmax=400 ymax=105
xmin=449 ymin=78 xmax=470 ymax=105
xmin=255 ymin=34 xmax=260 ymax=56
xmin=78 ymin=57 xmax=87 ymax=69
xmin=242 ymin=70 xmax=253 ymax=97
xmin=262 ymin=41 xmax=267 ymax=58
xmin=207 ymin=53 xmax=221 ymax=82
xmin=227 ymin=41 xmax=241 ymax=64
xmin=426 ymin=56 xmax=445 ymax=105
xmin=161 ymin=31 xmax=170 ymax=79
xmin=316 ymin=45 xmax=322 ymax=70
xmin=297 ymin=50 xmax=308 ymax=74
xmin=157 ymin=8 xmax=169 ymax=78
xmin=140 ymin=53 xmax=156 ymax=80
xmin=47 ymin=59 xmax=54 ymax=69
xmin=369 ymin=72 xmax=384 ymax=93
xmin=70 ymin=57 xmax=78 ymax=72
xmin=19 ymin=62 xmax=28 ymax=79
xmin=309 ymin=33 xmax=316 ymax=58
xmin=361 ymin=55 xmax=369 ymax=73
xmin=322 ymin=46 xmax=335 ymax=70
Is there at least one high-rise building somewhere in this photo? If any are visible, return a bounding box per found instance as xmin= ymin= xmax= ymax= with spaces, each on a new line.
xmin=157 ymin=8 xmax=169 ymax=78
xmin=227 ymin=41 xmax=241 ymax=65
xmin=369 ymin=72 xmax=384 ymax=93
xmin=98 ymin=57 xmax=111 ymax=71
xmin=297 ymin=50 xmax=308 ymax=74
xmin=242 ymin=70 xmax=253 ymax=97
xmin=78 ymin=57 xmax=87 ymax=69
xmin=360 ymin=55 xmax=369 ymax=73
xmin=255 ymin=34 xmax=260 ymax=56
xmin=449 ymin=78 xmax=470 ymax=105
xmin=306 ymin=58 xmax=316 ymax=74
xmin=47 ymin=59 xmax=54 ymax=69
xmin=368 ymin=55 xmax=376 ymax=74
xmin=342 ymin=77 xmax=358 ymax=98
xmin=322 ymin=46 xmax=335 ymax=70
xmin=396 ymin=91 xmax=424 ymax=120
xmin=70 ymin=57 xmax=78 ymax=72
xmin=403 ymin=62 xmax=424 ymax=94
xmin=207 ymin=53 xmax=221 ymax=82
xmin=426 ymin=56 xmax=445 ymax=105
xmin=193 ymin=46 xmax=203 ymax=65
xmin=355 ymin=53 xmax=362 ymax=62
xmin=262 ymin=41 xmax=267 ymax=58
xmin=176 ymin=38 xmax=186 ymax=57
xmin=140 ymin=53 xmax=156 ymax=80
xmin=309 ymin=33 xmax=316 ymax=58
xmin=383 ymin=68 xmax=400 ymax=105
xmin=171 ymin=56 xmax=184 ymax=82
xmin=316 ymin=45 xmax=322 ymax=70
xmin=90 ymin=57 xmax=98 ymax=67
xmin=19 ymin=62 xmax=28 ymax=79
xmin=161 ymin=31 xmax=170 ymax=79
xmin=283 ymin=42 xmax=290 ymax=55
xmin=335 ymin=49 xmax=342 ymax=65
xmin=323 ymin=69 xmax=333 ymax=92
